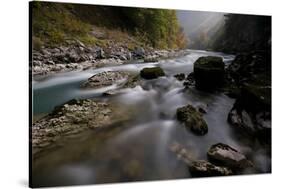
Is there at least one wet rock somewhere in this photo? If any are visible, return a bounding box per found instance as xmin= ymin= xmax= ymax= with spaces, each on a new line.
xmin=228 ymin=108 xmax=255 ymax=135
xmin=176 ymin=104 xmax=208 ymax=135
xmin=197 ymin=106 xmax=207 ymax=114
xmin=169 ymin=142 xmax=232 ymax=177
xmin=174 ymin=73 xmax=185 ymax=81
xmin=133 ymin=47 xmax=145 ymax=58
xmin=183 ymin=72 xmax=195 ymax=88
xmin=207 ymin=143 xmax=253 ymax=170
xmin=143 ymin=55 xmax=159 ymax=63
xmin=123 ymin=75 xmax=141 ymax=88
xmin=81 ymin=71 xmax=129 ymax=89
xmin=140 ymin=67 xmax=165 ymax=80
xmin=32 ymin=99 xmax=131 ymax=155
xmin=189 ymin=160 xmax=233 ymax=177
xmin=194 ymin=56 xmax=225 ymax=91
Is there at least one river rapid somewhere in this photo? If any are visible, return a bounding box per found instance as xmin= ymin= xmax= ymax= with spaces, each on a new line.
xmin=32 ymin=49 xmax=271 ymax=187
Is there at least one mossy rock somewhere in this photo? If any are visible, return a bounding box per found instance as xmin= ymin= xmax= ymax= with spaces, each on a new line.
xmin=140 ymin=67 xmax=165 ymax=80
xmin=176 ymin=105 xmax=208 ymax=135
xmin=194 ymin=56 xmax=225 ymax=91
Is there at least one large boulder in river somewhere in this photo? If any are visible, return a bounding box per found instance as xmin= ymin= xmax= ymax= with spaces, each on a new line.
xmin=207 ymin=143 xmax=253 ymax=170
xmin=194 ymin=56 xmax=225 ymax=91
xmin=189 ymin=160 xmax=233 ymax=177
xmin=227 ymin=82 xmax=271 ymax=142
xmin=176 ymin=105 xmax=208 ymax=135
xmin=140 ymin=67 xmax=165 ymax=79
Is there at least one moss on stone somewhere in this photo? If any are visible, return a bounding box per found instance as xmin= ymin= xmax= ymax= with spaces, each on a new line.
xmin=176 ymin=105 xmax=208 ymax=135
xmin=140 ymin=67 xmax=165 ymax=79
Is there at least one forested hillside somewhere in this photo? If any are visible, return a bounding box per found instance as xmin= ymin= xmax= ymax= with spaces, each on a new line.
xmin=32 ymin=1 xmax=187 ymax=49
xmin=212 ymin=14 xmax=271 ymax=53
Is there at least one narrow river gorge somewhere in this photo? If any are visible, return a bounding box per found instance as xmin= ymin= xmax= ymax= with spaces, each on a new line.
xmin=32 ymin=50 xmax=271 ymax=187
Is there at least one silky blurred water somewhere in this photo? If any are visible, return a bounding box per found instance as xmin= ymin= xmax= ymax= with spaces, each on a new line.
xmin=32 ymin=50 xmax=270 ymax=187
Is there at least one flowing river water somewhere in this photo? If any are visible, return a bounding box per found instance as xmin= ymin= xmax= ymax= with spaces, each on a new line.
xmin=32 ymin=50 xmax=271 ymax=187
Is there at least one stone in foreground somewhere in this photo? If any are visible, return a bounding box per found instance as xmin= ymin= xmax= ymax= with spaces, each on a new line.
xmin=176 ymin=104 xmax=208 ymax=135
xmin=189 ymin=160 xmax=233 ymax=177
xmin=207 ymin=143 xmax=253 ymax=170
xmin=32 ymin=99 xmax=131 ymax=156
xmin=140 ymin=67 xmax=165 ymax=79
xmin=194 ymin=56 xmax=225 ymax=91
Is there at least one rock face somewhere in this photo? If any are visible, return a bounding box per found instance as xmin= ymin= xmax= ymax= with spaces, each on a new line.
xmin=193 ymin=56 xmax=225 ymax=91
xmin=140 ymin=67 xmax=165 ymax=80
xmin=176 ymin=105 xmax=208 ymax=135
xmin=189 ymin=160 xmax=233 ymax=177
xmin=207 ymin=143 xmax=253 ymax=170
xmin=32 ymin=99 xmax=131 ymax=156
xmin=81 ymin=71 xmax=129 ymax=89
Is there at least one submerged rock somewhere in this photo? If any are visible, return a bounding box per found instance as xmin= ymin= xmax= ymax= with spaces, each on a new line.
xmin=207 ymin=143 xmax=253 ymax=170
xmin=140 ymin=67 xmax=165 ymax=79
xmin=194 ymin=56 xmax=225 ymax=91
xmin=176 ymin=105 xmax=208 ymax=135
xmin=169 ymin=142 xmax=196 ymax=164
xmin=123 ymin=74 xmax=141 ymax=88
xmin=174 ymin=73 xmax=186 ymax=81
xmin=189 ymin=160 xmax=233 ymax=177
xmin=81 ymin=71 xmax=129 ymax=89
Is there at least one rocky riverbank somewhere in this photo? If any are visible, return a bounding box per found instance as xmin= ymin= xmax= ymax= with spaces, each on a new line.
xmin=32 ymin=99 xmax=134 ymax=157
xmin=32 ymin=38 xmax=188 ymax=76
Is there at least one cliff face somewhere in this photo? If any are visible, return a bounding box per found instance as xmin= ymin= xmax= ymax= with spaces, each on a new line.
xmin=212 ymin=14 xmax=271 ymax=53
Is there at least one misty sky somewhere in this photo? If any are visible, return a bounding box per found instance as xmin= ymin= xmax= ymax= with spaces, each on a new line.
xmin=176 ymin=10 xmax=225 ymax=39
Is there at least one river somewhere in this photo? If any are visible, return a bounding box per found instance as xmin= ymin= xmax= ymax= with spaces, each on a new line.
xmin=32 ymin=49 xmax=270 ymax=187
